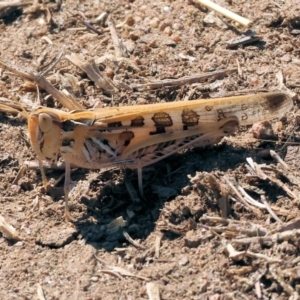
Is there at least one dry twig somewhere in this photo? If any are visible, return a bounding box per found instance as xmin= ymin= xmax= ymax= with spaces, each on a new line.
xmin=193 ymin=0 xmax=252 ymax=26
xmin=225 ymin=242 xmax=281 ymax=263
xmin=224 ymin=176 xmax=260 ymax=214
xmin=0 ymin=215 xmax=21 ymax=240
xmin=146 ymin=282 xmax=160 ymax=300
xmin=94 ymin=254 xmax=150 ymax=281
xmin=82 ymin=20 xmax=103 ymax=35
xmin=0 ymin=59 xmax=83 ymax=110
xmin=131 ymin=69 xmax=236 ymax=91
xmin=65 ymin=53 xmax=118 ymax=95
xmin=233 ymin=229 xmax=300 ymax=247
xmin=107 ymin=17 xmax=128 ymax=58
xmin=246 ymin=157 xmax=298 ymax=200
xmin=154 ymin=235 xmax=162 ymax=259
xmin=260 ymin=195 xmax=282 ymax=223
xmin=37 ymin=284 xmax=46 ymax=300
xmin=269 ymin=264 xmax=298 ymax=298
xmin=123 ymin=231 xmax=146 ymax=250
xmin=270 ymin=150 xmax=290 ymax=171
xmin=237 ymin=186 xmax=281 ymax=222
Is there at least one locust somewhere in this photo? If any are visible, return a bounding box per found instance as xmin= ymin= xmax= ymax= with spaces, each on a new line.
xmin=27 ymin=92 xmax=292 ymax=220
xmin=0 ymin=60 xmax=293 ymax=221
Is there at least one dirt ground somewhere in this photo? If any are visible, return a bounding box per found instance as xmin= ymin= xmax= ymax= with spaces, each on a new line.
xmin=0 ymin=0 xmax=300 ymax=299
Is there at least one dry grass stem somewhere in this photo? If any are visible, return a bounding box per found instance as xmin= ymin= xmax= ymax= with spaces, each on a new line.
xmin=146 ymin=282 xmax=160 ymax=300
xmin=36 ymin=284 xmax=46 ymax=300
xmin=0 ymin=59 xmax=83 ymax=110
xmin=237 ymin=186 xmax=265 ymax=209
xmin=131 ymin=69 xmax=236 ymax=90
xmin=233 ymin=229 xmax=300 ymax=246
xmin=0 ymin=215 xmax=21 ymax=240
xmin=268 ymin=264 xmax=298 ymax=297
xmin=255 ymin=281 xmax=262 ymax=299
xmin=12 ymin=165 xmax=28 ymax=185
xmin=123 ymin=231 xmax=146 ymax=250
xmin=107 ymin=17 xmax=128 ymax=58
xmin=270 ymin=150 xmax=290 ymax=170
xmin=194 ymin=0 xmax=252 ymax=26
xmin=260 ymin=195 xmax=282 ymax=223
xmin=95 ymin=254 xmax=150 ymax=281
xmin=65 ymin=53 xmax=118 ymax=95
xmin=226 ymin=242 xmax=281 ymax=263
xmin=154 ymin=235 xmax=162 ymax=259
xmin=223 ymin=176 xmax=260 ymax=213
xmin=246 ymin=158 xmax=298 ymax=200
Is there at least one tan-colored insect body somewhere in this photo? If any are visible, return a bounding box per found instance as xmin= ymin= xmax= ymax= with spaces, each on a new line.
xmin=26 ymin=92 xmax=293 ymax=220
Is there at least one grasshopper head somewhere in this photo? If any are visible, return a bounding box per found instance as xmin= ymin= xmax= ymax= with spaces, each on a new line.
xmin=28 ymin=109 xmax=62 ymax=162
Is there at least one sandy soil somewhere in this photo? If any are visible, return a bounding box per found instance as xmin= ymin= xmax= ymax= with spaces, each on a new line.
xmin=0 ymin=0 xmax=300 ymax=299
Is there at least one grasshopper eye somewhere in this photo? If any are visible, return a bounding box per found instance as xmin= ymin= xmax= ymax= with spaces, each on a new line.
xmin=38 ymin=113 xmax=53 ymax=133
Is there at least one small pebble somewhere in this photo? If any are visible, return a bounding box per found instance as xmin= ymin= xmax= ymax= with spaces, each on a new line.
xmin=159 ymin=50 xmax=166 ymax=58
xmin=148 ymin=39 xmax=157 ymax=48
xmin=171 ymin=34 xmax=181 ymax=42
xmin=178 ymin=257 xmax=189 ymax=266
xmin=139 ymin=5 xmax=147 ymax=13
xmin=149 ymin=17 xmax=160 ymax=28
xmin=125 ymin=16 xmax=135 ymax=26
xmin=123 ymin=40 xmax=135 ymax=53
xmin=164 ymin=26 xmax=172 ymax=36
xmin=159 ymin=21 xmax=171 ymax=31
xmin=281 ymin=43 xmax=293 ymax=52
xmin=248 ymin=76 xmax=259 ymax=86
xmin=172 ymin=23 xmax=183 ymax=30
xmin=250 ymin=121 xmax=276 ymax=140
xmin=163 ymin=6 xmax=171 ymax=13
xmin=134 ymin=16 xmax=142 ymax=23
xmin=14 ymin=242 xmax=24 ymax=247
xmin=129 ymin=31 xmax=141 ymax=41
xmin=90 ymin=276 xmax=99 ymax=282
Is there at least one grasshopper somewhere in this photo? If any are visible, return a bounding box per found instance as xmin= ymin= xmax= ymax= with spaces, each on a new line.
xmin=0 ymin=60 xmax=293 ymax=220
xmin=27 ymin=93 xmax=292 ymax=220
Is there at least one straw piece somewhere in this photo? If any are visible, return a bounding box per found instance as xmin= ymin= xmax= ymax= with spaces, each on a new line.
xmin=195 ymin=0 xmax=252 ymax=27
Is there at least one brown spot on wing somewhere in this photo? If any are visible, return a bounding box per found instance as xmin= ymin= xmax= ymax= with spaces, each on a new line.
xmin=119 ymin=131 xmax=134 ymax=141
xmin=182 ymin=109 xmax=200 ymax=126
xmin=152 ymin=112 xmax=173 ymax=127
xmin=131 ymin=116 xmax=144 ymax=126
xmin=205 ymin=105 xmax=213 ymax=111
xmin=263 ymin=93 xmax=289 ymax=112
xmin=119 ymin=131 xmax=134 ymax=146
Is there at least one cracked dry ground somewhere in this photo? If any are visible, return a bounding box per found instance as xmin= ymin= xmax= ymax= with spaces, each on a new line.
xmin=1 ymin=0 xmax=300 ymax=299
